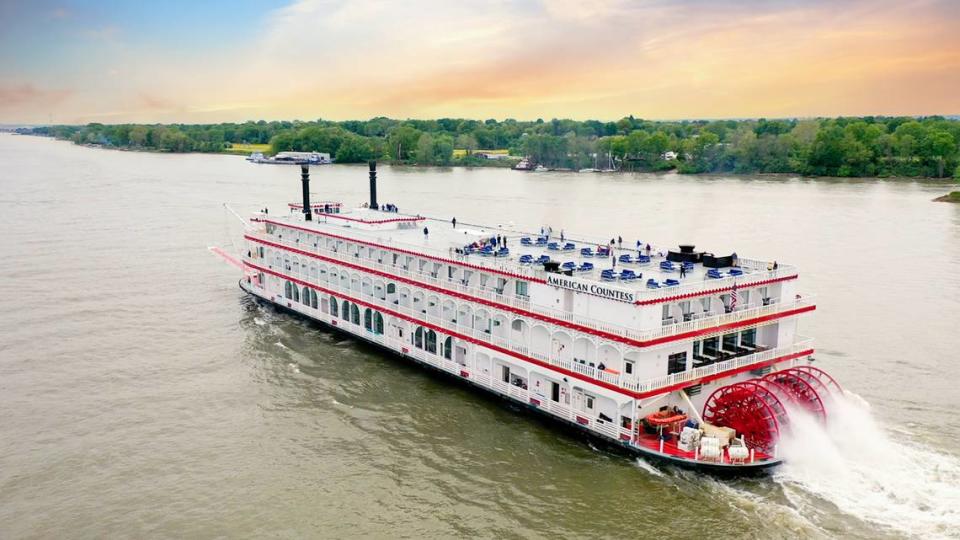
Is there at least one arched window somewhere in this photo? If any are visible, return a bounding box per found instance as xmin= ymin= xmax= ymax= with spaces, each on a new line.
xmin=426 ymin=330 xmax=437 ymax=354
xmin=302 ymin=286 xmax=310 ymax=305
xmin=386 ymin=283 xmax=396 ymax=294
xmin=330 ymin=296 xmax=339 ymax=317
xmin=341 ymin=300 xmax=350 ymax=321
xmin=284 ymin=281 xmax=292 ymax=299
xmin=443 ymin=336 xmax=452 ymax=360
xmin=351 ymin=304 xmax=360 ymax=325
xmin=364 ymin=308 xmax=373 ymax=331
xmin=292 ymin=285 xmax=300 ymax=303
xmin=414 ymin=327 xmax=424 ymax=349
xmin=310 ymin=290 xmax=318 ymax=309
xmin=374 ymin=312 xmax=384 ymax=335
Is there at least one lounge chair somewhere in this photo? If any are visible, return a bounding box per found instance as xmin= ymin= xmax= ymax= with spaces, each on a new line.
xmin=561 ymin=261 xmax=576 ymax=270
xmin=659 ymin=261 xmax=675 ymax=272
xmin=520 ymin=237 xmax=533 ymax=246
xmin=664 ymin=279 xmax=680 ymax=286
xmin=518 ymin=254 xmax=534 ymax=264
xmin=580 ymin=247 xmax=595 ymax=257
xmin=619 ymin=254 xmax=634 ymax=264
xmin=637 ymin=255 xmax=651 ymax=265
xmin=729 ymin=268 xmax=743 ymax=276
xmin=577 ymin=262 xmax=594 ymax=272
xmin=706 ymin=269 xmax=724 ymax=279
xmin=547 ymin=242 xmax=560 ymax=251
xmin=600 ymin=269 xmax=617 ymax=281
xmin=646 ymin=279 xmax=660 ymax=289
xmin=563 ymin=242 xmax=576 ymax=251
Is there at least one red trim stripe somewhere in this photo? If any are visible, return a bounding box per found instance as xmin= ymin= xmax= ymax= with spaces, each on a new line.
xmin=248 ymin=234 xmax=815 ymax=348
xmin=246 ymin=261 xmax=813 ymax=399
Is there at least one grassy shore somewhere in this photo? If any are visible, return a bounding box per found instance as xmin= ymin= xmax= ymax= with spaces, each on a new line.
xmin=934 ymin=191 xmax=960 ymax=202
xmin=223 ymin=143 xmax=271 ymax=156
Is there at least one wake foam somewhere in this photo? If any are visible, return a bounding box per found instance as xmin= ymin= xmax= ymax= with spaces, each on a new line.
xmin=776 ymin=391 xmax=960 ymax=538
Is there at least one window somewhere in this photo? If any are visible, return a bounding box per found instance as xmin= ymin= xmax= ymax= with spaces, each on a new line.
xmin=425 ymin=330 xmax=437 ymax=354
xmin=585 ymin=395 xmax=595 ymax=411
xmin=624 ymin=361 xmax=634 ymax=375
xmin=330 ymin=296 xmax=339 ymax=317
xmin=414 ymin=327 xmax=424 ymax=349
xmin=443 ymin=337 xmax=452 ymax=359
xmin=703 ymin=337 xmax=719 ymax=356
xmin=667 ymin=352 xmax=687 ymax=375
xmin=515 ymin=281 xmax=528 ymax=297
xmin=501 ymin=365 xmax=510 ymax=383
xmin=722 ymin=333 xmax=738 ymax=352
xmin=741 ymin=328 xmax=756 ymax=347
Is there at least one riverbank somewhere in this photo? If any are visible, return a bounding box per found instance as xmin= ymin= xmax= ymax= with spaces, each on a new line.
xmin=934 ymin=191 xmax=960 ymax=202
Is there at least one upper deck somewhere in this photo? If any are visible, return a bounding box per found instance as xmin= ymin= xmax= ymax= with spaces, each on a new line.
xmin=266 ymin=204 xmax=795 ymax=304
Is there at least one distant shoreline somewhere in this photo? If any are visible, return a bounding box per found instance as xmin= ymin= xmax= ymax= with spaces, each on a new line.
xmin=13 ymin=131 xmax=960 ymax=183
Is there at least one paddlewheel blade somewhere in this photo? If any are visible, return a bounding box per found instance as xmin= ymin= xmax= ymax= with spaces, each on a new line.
xmin=762 ymin=371 xmax=828 ymax=423
xmin=701 ymin=381 xmax=788 ymax=453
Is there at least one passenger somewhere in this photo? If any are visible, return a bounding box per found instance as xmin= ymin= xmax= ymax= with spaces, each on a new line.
xmin=598 ymin=362 xmax=606 ymax=371
xmin=680 ymin=264 xmax=687 ymax=278
xmin=452 ymin=217 xmax=457 ymax=228
xmin=618 ymin=236 xmax=623 ymax=248
xmin=423 ymin=226 xmax=429 ymax=237
xmin=560 ymin=230 xmax=564 ymax=242
xmin=773 ymin=260 xmax=779 ymax=270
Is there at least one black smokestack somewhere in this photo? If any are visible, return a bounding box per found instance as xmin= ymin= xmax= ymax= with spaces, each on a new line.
xmin=300 ymin=164 xmax=312 ymax=221
xmin=368 ymin=160 xmax=379 ymax=210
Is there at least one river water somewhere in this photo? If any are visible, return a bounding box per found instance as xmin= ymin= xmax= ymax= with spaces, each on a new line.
xmin=1 ymin=133 xmax=958 ymax=539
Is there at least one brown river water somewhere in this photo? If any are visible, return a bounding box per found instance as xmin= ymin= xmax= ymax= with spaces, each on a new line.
xmin=1 ymin=133 xmax=959 ymax=539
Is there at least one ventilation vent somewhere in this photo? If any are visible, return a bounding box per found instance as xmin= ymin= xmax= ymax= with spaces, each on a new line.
xmin=684 ymin=384 xmax=703 ymax=396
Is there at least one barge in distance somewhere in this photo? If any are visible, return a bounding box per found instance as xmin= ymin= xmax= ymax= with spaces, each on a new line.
xmin=223 ymin=162 xmax=844 ymax=474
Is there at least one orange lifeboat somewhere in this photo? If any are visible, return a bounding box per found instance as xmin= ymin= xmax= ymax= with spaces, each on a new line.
xmin=644 ymin=408 xmax=688 ymax=430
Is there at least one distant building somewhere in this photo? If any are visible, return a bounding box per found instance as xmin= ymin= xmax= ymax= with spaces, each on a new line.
xmin=662 ymin=151 xmax=679 ymax=160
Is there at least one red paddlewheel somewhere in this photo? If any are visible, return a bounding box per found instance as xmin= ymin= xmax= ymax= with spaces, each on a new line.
xmin=762 ymin=372 xmax=827 ymax=423
xmin=789 ymin=366 xmax=842 ymax=395
xmin=701 ymin=381 xmax=789 ymax=452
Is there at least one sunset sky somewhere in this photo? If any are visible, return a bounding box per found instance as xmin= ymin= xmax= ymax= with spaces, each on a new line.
xmin=2 ymin=0 xmax=959 ymax=124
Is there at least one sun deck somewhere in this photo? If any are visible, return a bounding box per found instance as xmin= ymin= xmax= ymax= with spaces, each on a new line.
xmin=271 ymin=205 xmax=793 ymax=300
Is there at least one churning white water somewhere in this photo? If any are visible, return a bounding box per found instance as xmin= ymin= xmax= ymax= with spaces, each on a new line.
xmin=776 ymin=392 xmax=960 ymax=538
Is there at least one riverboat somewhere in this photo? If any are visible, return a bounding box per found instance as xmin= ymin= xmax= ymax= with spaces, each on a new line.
xmin=247 ymin=151 xmax=333 ymax=165
xmin=224 ymin=163 xmax=842 ymax=474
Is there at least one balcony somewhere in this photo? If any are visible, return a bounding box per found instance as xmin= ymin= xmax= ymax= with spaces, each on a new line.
xmin=247 ymin=233 xmax=810 ymax=347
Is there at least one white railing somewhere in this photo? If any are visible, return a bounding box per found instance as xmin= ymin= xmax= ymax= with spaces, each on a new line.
xmin=260 ymin=262 xmax=814 ymax=395
xmin=248 ymin=232 xmax=809 ymax=344
xmin=633 ymin=338 xmax=814 ymax=394
xmin=258 ymin=282 xmax=804 ymax=459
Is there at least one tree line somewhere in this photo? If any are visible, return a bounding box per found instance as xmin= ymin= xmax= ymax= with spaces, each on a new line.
xmin=26 ymin=115 xmax=960 ymax=178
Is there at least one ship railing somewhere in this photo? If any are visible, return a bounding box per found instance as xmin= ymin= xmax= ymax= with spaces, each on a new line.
xmin=250 ymin=233 xmax=809 ymax=345
xmin=633 ymin=259 xmax=797 ymax=303
xmin=634 ymin=338 xmax=815 ymax=394
xmin=251 ymin=254 xmax=813 ymax=394
xmin=269 ymin=287 xmax=803 ymax=450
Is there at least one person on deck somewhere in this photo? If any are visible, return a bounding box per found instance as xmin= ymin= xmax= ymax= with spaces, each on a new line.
xmin=618 ymin=236 xmax=623 ymax=248
xmin=680 ymin=264 xmax=687 ymax=278
xmin=452 ymin=217 xmax=457 ymax=228
xmin=423 ymin=227 xmax=429 ymax=238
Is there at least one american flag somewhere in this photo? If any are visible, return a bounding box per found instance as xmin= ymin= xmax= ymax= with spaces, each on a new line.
xmin=730 ymin=282 xmax=739 ymax=311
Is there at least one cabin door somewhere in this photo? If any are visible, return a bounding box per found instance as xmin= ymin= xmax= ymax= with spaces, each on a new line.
xmin=551 ymin=382 xmax=560 ymax=402
xmin=572 ymin=388 xmax=585 ymax=412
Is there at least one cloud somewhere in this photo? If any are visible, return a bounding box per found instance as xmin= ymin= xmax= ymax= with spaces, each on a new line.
xmin=0 ymin=83 xmax=71 ymax=109
xmin=2 ymin=0 xmax=959 ymax=123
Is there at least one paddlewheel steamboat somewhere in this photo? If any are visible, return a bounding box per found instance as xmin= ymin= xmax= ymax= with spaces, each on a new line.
xmin=221 ymin=163 xmax=842 ymax=473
